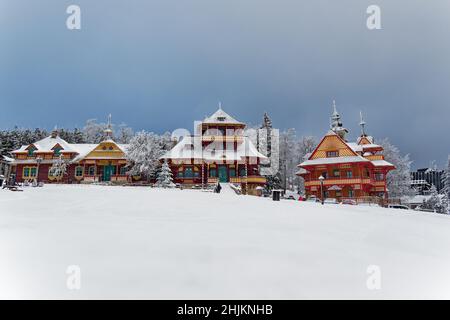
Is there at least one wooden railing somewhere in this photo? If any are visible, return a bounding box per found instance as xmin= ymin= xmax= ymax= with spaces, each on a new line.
xmin=305 ymin=177 xmax=375 ymax=187
xmin=201 ymin=135 xmax=243 ymax=142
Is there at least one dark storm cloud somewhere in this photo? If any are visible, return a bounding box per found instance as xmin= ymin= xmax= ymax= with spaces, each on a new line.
xmin=0 ymin=0 xmax=449 ymax=167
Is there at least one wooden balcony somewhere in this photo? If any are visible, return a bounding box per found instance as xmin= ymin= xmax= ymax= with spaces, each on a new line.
xmin=201 ymin=135 xmax=243 ymax=142
xmin=305 ymin=177 xmax=375 ymax=187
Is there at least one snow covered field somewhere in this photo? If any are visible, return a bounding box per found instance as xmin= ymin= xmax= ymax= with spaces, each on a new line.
xmin=1 ymin=185 xmax=450 ymax=299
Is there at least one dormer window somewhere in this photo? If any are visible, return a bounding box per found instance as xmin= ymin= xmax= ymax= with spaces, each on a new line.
xmin=217 ymin=116 xmax=226 ymax=121
xmin=53 ymin=147 xmax=62 ymax=156
xmin=27 ymin=146 xmax=36 ymax=157
xmin=326 ymin=151 xmax=339 ymax=158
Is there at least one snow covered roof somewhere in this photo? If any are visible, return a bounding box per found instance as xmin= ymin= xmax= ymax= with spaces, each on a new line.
xmin=13 ymin=135 xmax=77 ymax=153
xmin=202 ymin=108 xmax=244 ymax=125
xmin=295 ymin=168 xmax=309 ymax=175
xmin=300 ymin=155 xmax=370 ymax=167
xmin=1 ymin=155 xmax=13 ymax=162
xmin=327 ymin=185 xmax=342 ymax=191
xmin=371 ymin=159 xmax=395 ymax=167
xmin=347 ymin=142 xmax=382 ymax=153
xmin=161 ymin=136 xmax=267 ymax=161
xmin=70 ymin=144 xmax=98 ymax=162
xmin=161 ymin=136 xmax=203 ymax=160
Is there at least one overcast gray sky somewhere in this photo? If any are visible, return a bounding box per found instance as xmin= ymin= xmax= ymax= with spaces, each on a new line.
xmin=1 ymin=0 xmax=449 ymax=168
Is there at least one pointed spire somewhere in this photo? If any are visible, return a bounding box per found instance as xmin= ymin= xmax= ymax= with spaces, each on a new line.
xmin=104 ymin=114 xmax=113 ymax=139
xmin=218 ymin=101 xmax=222 ymax=110
xmin=329 ymin=100 xmax=348 ymax=140
xmin=332 ymin=100 xmax=338 ymax=116
xmin=359 ymin=111 xmax=366 ymax=136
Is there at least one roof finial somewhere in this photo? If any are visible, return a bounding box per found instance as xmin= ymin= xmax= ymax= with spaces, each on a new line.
xmin=332 ymin=100 xmax=337 ymax=115
xmin=218 ymin=101 xmax=222 ymax=110
xmin=359 ymin=111 xmax=366 ymax=136
xmin=104 ymin=114 xmax=113 ymax=139
xmin=51 ymin=125 xmax=59 ymax=138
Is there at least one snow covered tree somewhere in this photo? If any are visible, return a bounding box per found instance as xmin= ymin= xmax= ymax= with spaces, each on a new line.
xmin=295 ymin=136 xmax=318 ymax=194
xmin=378 ymin=138 xmax=415 ymax=198
xmin=48 ymin=155 xmax=68 ymax=182
xmin=155 ymin=159 xmax=175 ymax=188
xmin=279 ymin=128 xmax=298 ymax=191
xmin=83 ymin=119 xmax=108 ymax=143
xmin=254 ymin=113 xmax=282 ymax=191
xmin=126 ymin=131 xmax=165 ymax=181
xmin=116 ymin=124 xmax=134 ymax=144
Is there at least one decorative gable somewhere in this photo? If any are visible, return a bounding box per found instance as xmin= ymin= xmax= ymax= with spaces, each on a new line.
xmin=309 ymin=133 xmax=358 ymax=160
xmin=84 ymin=141 xmax=126 ymax=160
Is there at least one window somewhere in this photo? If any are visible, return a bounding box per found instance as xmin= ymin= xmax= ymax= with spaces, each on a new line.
xmin=375 ymin=173 xmax=384 ymax=181
xmin=348 ymin=189 xmax=354 ymax=198
xmin=321 ymin=172 xmax=328 ymax=179
xmin=75 ymin=166 xmax=83 ymax=177
xmin=346 ymin=171 xmax=353 ymax=178
xmin=326 ymin=151 xmax=338 ymax=157
xmin=54 ymin=148 xmax=62 ymax=156
xmin=177 ymin=171 xmax=183 ymax=178
xmin=229 ymin=169 xmax=236 ymax=177
xmin=23 ymin=167 xmax=30 ymax=177
xmin=184 ymin=167 xmax=193 ymax=178
xmin=23 ymin=167 xmax=37 ymax=178
xmin=239 ymin=167 xmax=246 ymax=177
xmin=27 ymin=148 xmax=35 ymax=157
xmin=120 ymin=167 xmax=127 ymax=175
xmin=323 ymin=191 xmax=329 ymax=198
xmin=209 ymin=169 xmax=217 ymax=177
xmin=88 ymin=166 xmax=95 ymax=176
xmin=333 ymin=169 xmax=340 ymax=177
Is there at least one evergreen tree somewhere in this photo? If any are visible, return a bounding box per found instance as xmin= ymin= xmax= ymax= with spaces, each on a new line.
xmin=156 ymin=159 xmax=175 ymax=188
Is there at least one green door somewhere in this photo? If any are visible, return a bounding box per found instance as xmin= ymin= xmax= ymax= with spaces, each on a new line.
xmin=218 ymin=165 xmax=228 ymax=182
xmin=103 ymin=165 xmax=113 ymax=181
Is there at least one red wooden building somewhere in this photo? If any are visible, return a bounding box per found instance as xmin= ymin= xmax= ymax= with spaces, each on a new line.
xmin=11 ymin=125 xmax=129 ymax=184
xmin=297 ymin=102 xmax=395 ymax=202
xmin=162 ymin=107 xmax=267 ymax=194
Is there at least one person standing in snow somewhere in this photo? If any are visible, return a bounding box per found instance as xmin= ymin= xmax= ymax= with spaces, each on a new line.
xmin=216 ymin=182 xmax=222 ymax=193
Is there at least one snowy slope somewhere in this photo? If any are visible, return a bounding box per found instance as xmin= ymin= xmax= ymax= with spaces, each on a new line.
xmin=1 ymin=185 xmax=450 ymax=299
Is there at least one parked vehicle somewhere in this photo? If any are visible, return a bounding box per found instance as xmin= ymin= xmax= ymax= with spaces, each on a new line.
xmin=341 ymin=199 xmax=357 ymax=205
xmin=323 ymin=198 xmax=339 ymax=204
xmin=388 ymin=204 xmax=410 ymax=210
xmin=306 ymin=196 xmax=318 ymax=203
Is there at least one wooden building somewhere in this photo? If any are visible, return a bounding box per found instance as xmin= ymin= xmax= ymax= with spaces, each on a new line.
xmin=297 ymin=102 xmax=395 ymax=202
xmin=162 ymin=107 xmax=267 ymax=194
xmin=11 ymin=123 xmax=129 ymax=184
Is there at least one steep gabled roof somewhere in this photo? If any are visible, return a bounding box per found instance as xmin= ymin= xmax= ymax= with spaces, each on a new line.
xmin=307 ymin=130 xmax=358 ymax=160
xmin=202 ymin=108 xmax=244 ymax=125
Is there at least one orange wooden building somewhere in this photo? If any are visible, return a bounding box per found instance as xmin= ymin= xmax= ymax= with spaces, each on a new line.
xmin=297 ymin=101 xmax=395 ymax=201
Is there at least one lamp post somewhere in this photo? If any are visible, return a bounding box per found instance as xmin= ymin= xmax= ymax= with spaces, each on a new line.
xmin=318 ymin=175 xmax=325 ymax=205
xmin=36 ymin=156 xmax=43 ymax=185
